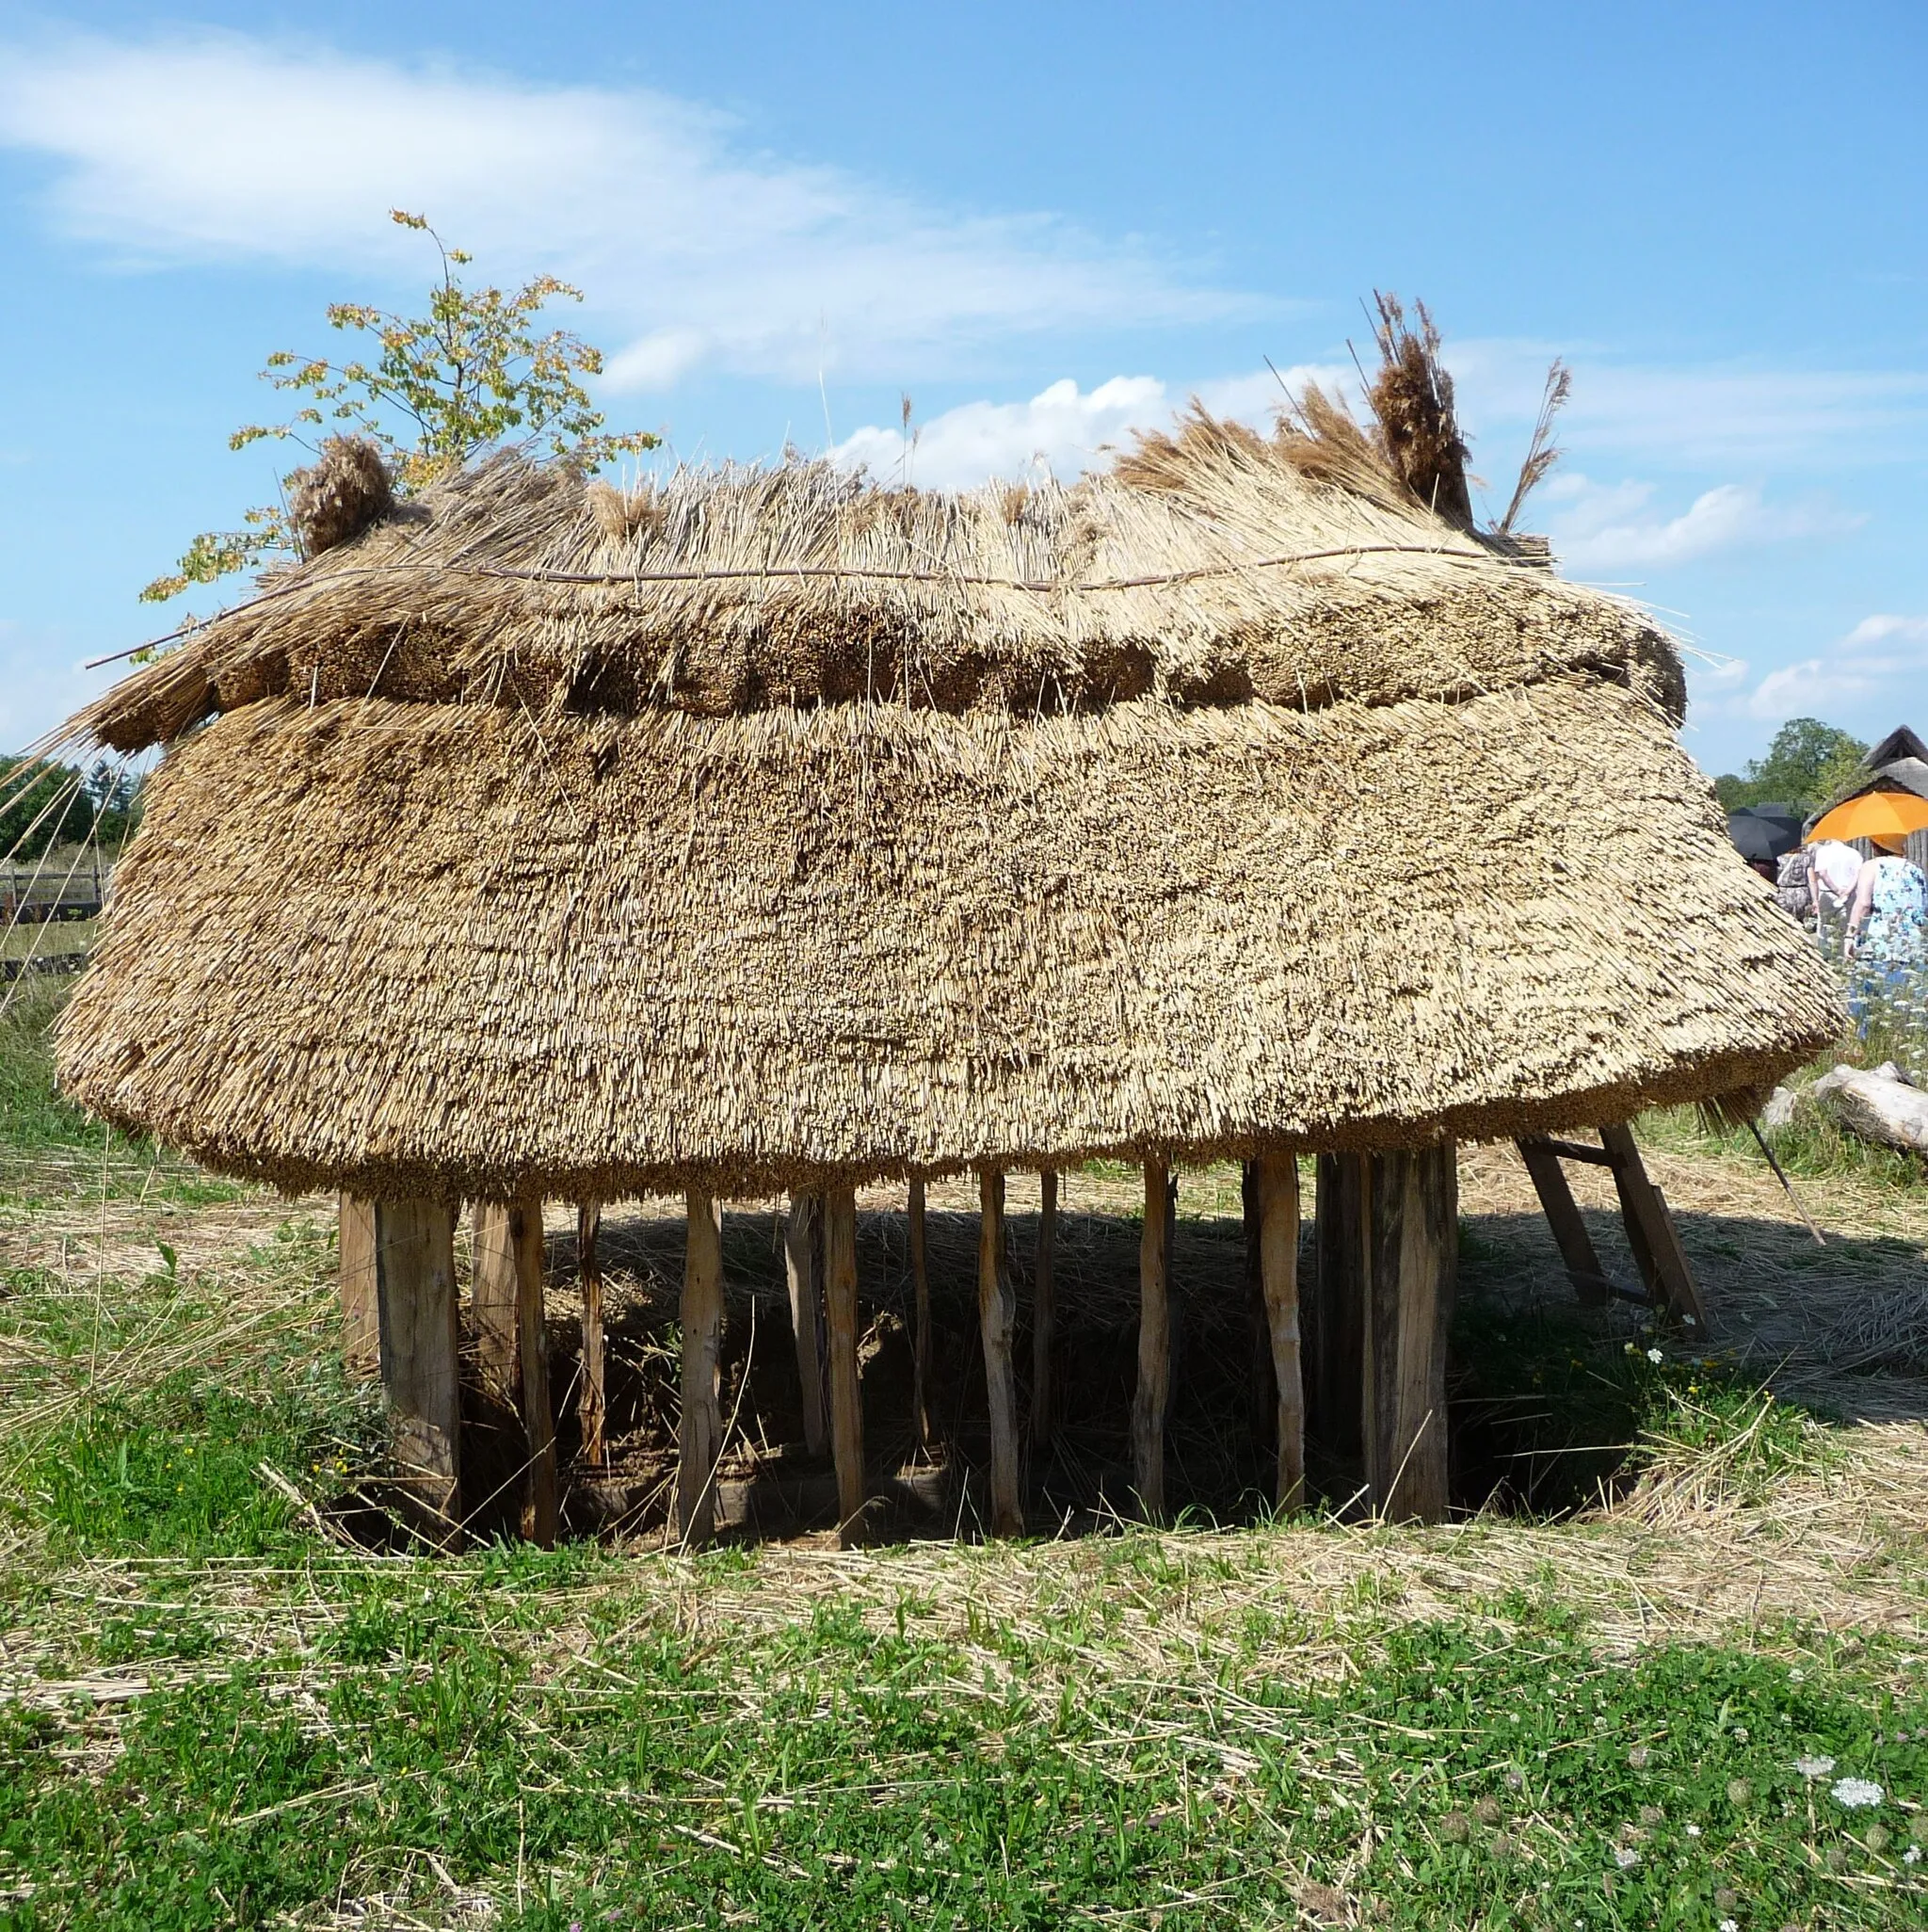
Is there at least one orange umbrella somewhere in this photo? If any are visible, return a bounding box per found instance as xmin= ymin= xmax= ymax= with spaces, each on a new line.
xmin=1808 ymin=789 xmax=1928 ymax=844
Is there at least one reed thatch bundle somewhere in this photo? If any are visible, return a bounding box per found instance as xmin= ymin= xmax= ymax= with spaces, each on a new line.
xmin=54 ymin=411 xmax=1840 ymax=1199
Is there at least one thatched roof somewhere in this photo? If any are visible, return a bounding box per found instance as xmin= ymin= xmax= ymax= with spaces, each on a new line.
xmin=54 ymin=414 xmax=1840 ymax=1199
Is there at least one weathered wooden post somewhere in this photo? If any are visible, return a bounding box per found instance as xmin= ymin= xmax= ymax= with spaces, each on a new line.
xmin=784 ymin=1191 xmax=828 ymax=1457
xmin=509 ymin=1199 xmax=557 ymax=1547
xmin=338 ymin=1192 xmax=379 ymax=1378
xmin=1362 ymin=1145 xmax=1456 ymax=1522
xmin=471 ymin=1202 xmax=521 ymax=1394
xmin=374 ymin=1199 xmax=461 ymax=1548
xmin=1256 ymin=1152 xmax=1306 ymax=1511
xmin=908 ymin=1177 xmax=933 ymax=1452
xmin=1031 ymin=1169 xmax=1058 ymax=1449
xmin=977 ymin=1170 xmax=1023 ymax=1535
xmin=822 ymin=1184 xmax=866 ymax=1543
xmin=1310 ymin=1153 xmax=1367 ymax=1489
xmin=676 ymin=1188 xmax=725 ymax=1544
xmin=1133 ymin=1157 xmax=1172 ymax=1520
xmin=578 ymin=1201 xmax=606 ymax=1469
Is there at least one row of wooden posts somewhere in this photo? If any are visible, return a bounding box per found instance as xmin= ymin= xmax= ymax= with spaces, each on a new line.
xmin=340 ymin=1145 xmax=1462 ymax=1550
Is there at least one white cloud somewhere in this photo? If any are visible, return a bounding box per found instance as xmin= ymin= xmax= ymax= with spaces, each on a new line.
xmin=833 ymin=364 xmax=1344 ymax=490
xmin=1540 ymin=474 xmax=1861 ymax=572
xmin=0 ymin=30 xmax=1258 ymax=389
xmin=1741 ymin=615 xmax=1928 ymax=721
xmin=1450 ymin=339 xmax=1928 ymax=471
xmin=0 ymin=620 xmax=113 ymax=753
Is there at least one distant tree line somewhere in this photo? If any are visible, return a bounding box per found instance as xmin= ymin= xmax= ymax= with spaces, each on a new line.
xmin=0 ymin=759 xmax=142 ymax=863
xmin=1713 ymin=717 xmax=1868 ymax=814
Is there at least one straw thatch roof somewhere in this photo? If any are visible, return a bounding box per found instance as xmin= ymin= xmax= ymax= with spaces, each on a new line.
xmin=53 ymin=413 xmax=1840 ymax=1199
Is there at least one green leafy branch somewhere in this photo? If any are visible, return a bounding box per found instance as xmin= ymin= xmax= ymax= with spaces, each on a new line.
xmin=141 ymin=211 xmax=658 ymax=607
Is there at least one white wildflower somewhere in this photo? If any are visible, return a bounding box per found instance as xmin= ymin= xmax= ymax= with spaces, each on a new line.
xmin=1647 ymin=1347 xmax=1663 ymax=1363
xmin=1905 ymin=1844 xmax=1921 ymax=1863
xmin=1794 ymin=1754 xmax=1835 ymax=1779
xmin=1613 ymin=1846 xmax=1639 ymax=1870
xmin=1720 ymin=1921 xmax=1739 ymax=1932
xmin=1685 ymin=1823 xmax=1701 ymax=1837
xmin=1831 ymin=1777 xmax=1884 ymax=1809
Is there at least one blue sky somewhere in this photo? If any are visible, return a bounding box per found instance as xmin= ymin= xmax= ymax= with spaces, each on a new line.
xmin=2 ymin=0 xmax=1924 ymax=774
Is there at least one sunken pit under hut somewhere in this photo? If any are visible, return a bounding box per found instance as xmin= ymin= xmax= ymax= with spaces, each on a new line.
xmin=52 ymin=329 xmax=1841 ymax=1550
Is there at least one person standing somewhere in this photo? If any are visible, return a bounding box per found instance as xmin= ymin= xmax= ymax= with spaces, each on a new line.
xmin=1845 ymin=834 xmax=1928 ymax=1028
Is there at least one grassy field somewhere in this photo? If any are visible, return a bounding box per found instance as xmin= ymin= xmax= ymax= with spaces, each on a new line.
xmin=3 ymin=979 xmax=1927 ymax=1928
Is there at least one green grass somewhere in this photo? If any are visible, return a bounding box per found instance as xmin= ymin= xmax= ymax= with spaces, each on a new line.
xmin=1642 ymin=1095 xmax=1927 ymax=1196
xmin=3 ymin=1564 xmax=1924 ymax=1928
xmin=0 ymin=978 xmax=103 ymax=1155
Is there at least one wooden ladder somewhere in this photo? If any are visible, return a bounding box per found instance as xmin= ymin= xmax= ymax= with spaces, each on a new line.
xmin=1514 ymin=1126 xmax=1710 ymax=1333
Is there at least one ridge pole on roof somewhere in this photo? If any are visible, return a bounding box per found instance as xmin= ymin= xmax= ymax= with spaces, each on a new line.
xmin=1256 ymin=1153 xmax=1306 ymax=1511
xmin=374 ymin=1199 xmax=462 ymax=1550
xmin=784 ymin=1191 xmax=828 ymax=1457
xmin=471 ymin=1203 xmax=521 ymax=1395
xmin=1133 ymin=1157 xmax=1172 ymax=1521
xmin=1031 ymin=1169 xmax=1058 ymax=1450
xmin=1361 ymin=1145 xmax=1456 ymax=1523
xmin=978 ymin=1169 xmax=1023 ymax=1536
xmin=908 ymin=1178 xmax=933 ymax=1453
xmin=677 ymin=1188 xmax=725 ymax=1545
xmin=508 ymin=1198 xmax=557 ymax=1547
xmin=578 ymin=1201 xmax=606 ymax=1469
xmin=822 ymin=1184 xmax=867 ymax=1544
xmin=338 ymin=1193 xmax=379 ymax=1378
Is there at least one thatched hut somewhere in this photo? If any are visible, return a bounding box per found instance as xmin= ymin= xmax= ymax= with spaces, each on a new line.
xmin=52 ymin=398 xmax=1841 ymax=1545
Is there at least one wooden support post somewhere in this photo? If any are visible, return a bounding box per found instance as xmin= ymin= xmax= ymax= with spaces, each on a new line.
xmin=1162 ymin=1167 xmax=1183 ymax=1427
xmin=1133 ymin=1157 xmax=1172 ymax=1521
xmin=908 ymin=1177 xmax=934 ymax=1453
xmin=470 ymin=1201 xmax=520 ymax=1394
xmin=578 ymin=1201 xmax=606 ymax=1470
xmin=375 ymin=1199 xmax=461 ymax=1548
xmin=338 ymin=1192 xmax=379 ymax=1378
xmin=1599 ymin=1124 xmax=1710 ymax=1331
xmin=676 ymin=1188 xmax=725 ymax=1544
xmin=1256 ymin=1153 xmax=1305 ymax=1511
xmin=822 ymin=1184 xmax=866 ymax=1542
xmin=977 ymin=1170 xmax=1023 ymax=1536
xmin=1362 ymin=1145 xmax=1456 ymax=1523
xmin=784 ymin=1191 xmax=827 ymax=1457
xmin=1514 ymin=1139 xmax=1612 ymax=1307
xmin=1242 ymin=1160 xmax=1273 ymax=1449
xmin=1031 ymin=1168 xmax=1058 ymax=1450
xmin=1310 ymin=1153 xmax=1367 ymax=1483
xmin=508 ymin=1199 xmax=556 ymax=1548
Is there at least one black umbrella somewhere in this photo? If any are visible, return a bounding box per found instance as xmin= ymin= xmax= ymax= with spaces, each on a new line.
xmin=1727 ymin=808 xmax=1802 ymax=864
